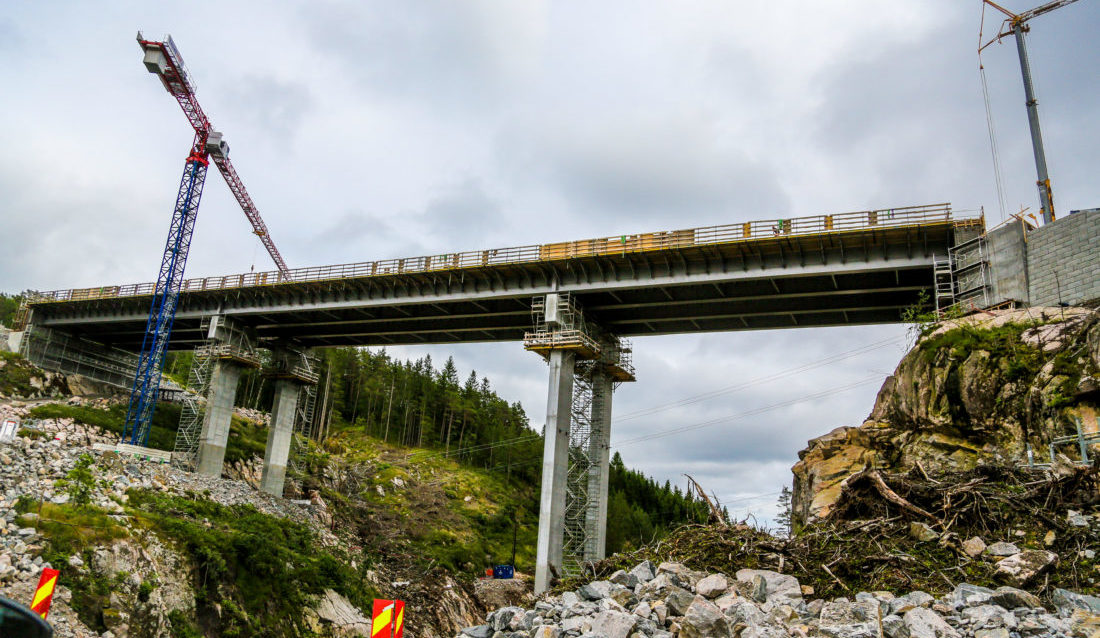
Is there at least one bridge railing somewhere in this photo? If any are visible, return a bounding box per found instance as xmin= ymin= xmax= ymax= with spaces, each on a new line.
xmin=29 ymin=203 xmax=979 ymax=304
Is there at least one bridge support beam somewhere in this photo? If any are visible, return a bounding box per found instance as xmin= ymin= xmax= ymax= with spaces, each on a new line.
xmin=534 ymin=349 xmax=575 ymax=595
xmin=260 ymin=377 xmax=300 ymax=496
xmin=195 ymin=361 xmax=242 ymax=477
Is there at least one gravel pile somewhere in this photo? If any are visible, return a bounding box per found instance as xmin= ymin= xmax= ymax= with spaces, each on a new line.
xmin=458 ymin=561 xmax=1100 ymax=638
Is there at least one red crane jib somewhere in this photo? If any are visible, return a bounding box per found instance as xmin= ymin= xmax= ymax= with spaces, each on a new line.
xmin=138 ymin=34 xmax=289 ymax=274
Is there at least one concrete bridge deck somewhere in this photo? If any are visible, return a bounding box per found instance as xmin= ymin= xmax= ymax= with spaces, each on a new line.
xmin=24 ymin=203 xmax=981 ymax=350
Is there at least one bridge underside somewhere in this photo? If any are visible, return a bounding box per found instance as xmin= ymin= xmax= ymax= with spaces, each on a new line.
xmin=29 ymin=222 xmax=959 ymax=350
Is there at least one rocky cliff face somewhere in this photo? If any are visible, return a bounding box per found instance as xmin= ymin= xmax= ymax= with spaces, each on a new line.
xmin=793 ymin=307 xmax=1100 ymax=526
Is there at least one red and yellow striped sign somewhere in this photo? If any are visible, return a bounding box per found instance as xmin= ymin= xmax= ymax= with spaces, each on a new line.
xmin=31 ymin=567 xmax=60 ymax=619
xmin=371 ymin=599 xmax=405 ymax=638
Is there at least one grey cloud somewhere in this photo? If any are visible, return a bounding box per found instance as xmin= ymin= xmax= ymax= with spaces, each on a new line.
xmin=302 ymin=1 xmax=544 ymax=112
xmin=221 ymin=75 xmax=313 ymax=142
xmin=503 ymin=114 xmax=791 ymax=226
xmin=420 ymin=178 xmax=504 ymax=241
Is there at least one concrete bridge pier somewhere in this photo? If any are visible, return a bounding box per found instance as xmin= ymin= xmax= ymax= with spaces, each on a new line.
xmin=259 ymin=343 xmax=320 ymax=496
xmin=534 ymin=349 xmax=575 ymax=594
xmin=260 ymin=377 xmax=301 ymax=495
xmin=193 ymin=316 xmax=260 ymax=477
xmin=195 ymin=361 xmax=243 ymax=476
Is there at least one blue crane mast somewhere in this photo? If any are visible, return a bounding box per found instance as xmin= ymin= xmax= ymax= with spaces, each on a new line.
xmin=122 ymin=33 xmax=290 ymax=445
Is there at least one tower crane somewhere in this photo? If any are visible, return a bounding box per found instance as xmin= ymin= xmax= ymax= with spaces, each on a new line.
xmin=122 ymin=33 xmax=291 ymax=446
xmin=980 ymin=0 xmax=1080 ymax=225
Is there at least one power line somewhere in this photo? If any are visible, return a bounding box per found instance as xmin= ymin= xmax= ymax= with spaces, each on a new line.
xmin=612 ymin=376 xmax=881 ymax=447
xmin=612 ymin=336 xmax=902 ymax=423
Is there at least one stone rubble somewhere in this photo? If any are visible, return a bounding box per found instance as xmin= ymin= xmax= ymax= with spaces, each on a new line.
xmin=0 ymin=414 xmax=341 ymax=637
xmin=457 ymin=560 xmax=1100 ymax=638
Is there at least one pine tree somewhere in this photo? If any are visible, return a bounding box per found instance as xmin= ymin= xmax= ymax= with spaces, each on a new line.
xmin=775 ymin=486 xmax=793 ymax=537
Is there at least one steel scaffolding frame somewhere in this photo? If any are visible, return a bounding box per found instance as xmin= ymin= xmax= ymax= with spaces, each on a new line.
xmin=173 ymin=334 xmax=215 ymax=470
xmin=562 ymin=358 xmax=600 ymax=577
xmin=20 ymin=326 xmax=139 ymax=389
xmin=286 ymin=349 xmax=321 ymax=473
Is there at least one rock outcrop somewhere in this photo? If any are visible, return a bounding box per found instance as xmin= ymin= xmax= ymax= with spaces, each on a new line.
xmin=793 ymin=307 xmax=1100 ymax=525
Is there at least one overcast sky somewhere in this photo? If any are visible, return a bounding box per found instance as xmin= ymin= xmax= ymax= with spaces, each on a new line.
xmin=3 ymin=1 xmax=1097 ymax=526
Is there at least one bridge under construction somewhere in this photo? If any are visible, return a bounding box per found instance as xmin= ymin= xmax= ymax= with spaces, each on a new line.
xmin=14 ymin=202 xmax=1002 ymax=592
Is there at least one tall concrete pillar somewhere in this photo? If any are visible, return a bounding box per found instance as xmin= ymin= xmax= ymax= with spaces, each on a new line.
xmin=260 ymin=379 xmax=300 ymax=496
xmin=586 ymin=370 xmax=614 ymax=560
xmin=534 ymin=349 xmax=575 ymax=595
xmin=195 ymin=361 xmax=243 ymax=476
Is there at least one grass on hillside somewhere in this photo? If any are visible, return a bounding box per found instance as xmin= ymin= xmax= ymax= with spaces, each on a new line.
xmin=126 ymin=490 xmax=377 ymax=638
xmin=316 ymin=425 xmax=540 ymax=576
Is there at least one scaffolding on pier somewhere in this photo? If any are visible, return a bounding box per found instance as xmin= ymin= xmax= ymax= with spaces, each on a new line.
xmin=524 ymin=293 xmax=635 ymax=577
xmin=172 ymin=318 xmax=260 ymax=470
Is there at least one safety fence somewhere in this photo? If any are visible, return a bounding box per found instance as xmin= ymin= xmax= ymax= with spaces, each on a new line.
xmin=28 ymin=203 xmax=978 ymax=305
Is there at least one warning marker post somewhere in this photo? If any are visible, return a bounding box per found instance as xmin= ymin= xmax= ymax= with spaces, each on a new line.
xmin=371 ymin=599 xmax=405 ymax=638
xmin=31 ymin=568 xmax=60 ymax=620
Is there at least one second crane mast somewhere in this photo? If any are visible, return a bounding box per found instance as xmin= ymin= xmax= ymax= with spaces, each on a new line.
xmin=981 ymin=0 xmax=1080 ymax=225
xmin=122 ymin=33 xmax=290 ymax=446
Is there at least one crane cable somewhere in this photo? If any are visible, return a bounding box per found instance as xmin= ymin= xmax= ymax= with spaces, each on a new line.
xmin=979 ymin=1 xmax=1010 ymax=224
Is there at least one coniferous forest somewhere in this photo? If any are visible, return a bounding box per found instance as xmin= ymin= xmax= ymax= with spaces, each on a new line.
xmin=172 ymin=346 xmax=709 ymax=554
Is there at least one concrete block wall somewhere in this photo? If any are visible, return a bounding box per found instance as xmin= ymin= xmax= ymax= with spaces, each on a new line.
xmin=986 ymin=221 xmax=1029 ymax=304
xmin=1027 ymin=210 xmax=1100 ymax=307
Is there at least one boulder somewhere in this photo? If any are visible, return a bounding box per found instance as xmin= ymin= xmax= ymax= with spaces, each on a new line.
xmin=609 ymin=569 xmax=639 ymax=589
xmin=890 ymin=591 xmax=935 ymax=615
xmin=723 ymin=598 xmax=768 ymax=628
xmin=988 ymin=586 xmax=1042 ymax=610
xmin=637 ymin=573 xmax=684 ymax=598
xmin=909 ymin=522 xmax=939 ymax=542
xmin=664 ymin=588 xmax=696 ymax=616
xmin=903 ymin=607 xmax=960 ymax=638
xmin=881 ymin=614 xmax=906 ymax=638
xmin=994 ymin=550 xmax=1057 ymax=586
xmin=734 ymin=569 xmax=802 ymax=606
xmin=961 ymin=536 xmax=986 ymax=558
xmin=579 ymin=581 xmax=614 ymax=601
xmin=589 ymin=609 xmax=637 ymax=638
xmin=680 ymin=598 xmax=731 ymax=638
xmin=961 ymin=604 xmax=1015 ymax=630
xmin=694 ymin=573 xmax=728 ymax=598
xmin=944 ymin=584 xmax=993 ymax=610
xmin=629 ymin=560 xmax=655 ymax=584
xmin=983 ymin=542 xmax=1019 ymax=557
xmin=459 ymin=626 xmax=493 ymax=638
xmin=529 ymin=626 xmax=561 ymax=638
xmin=818 ymin=600 xmax=881 ymax=638
xmin=313 ymin=590 xmax=371 ymax=637
xmin=490 ymin=607 xmax=524 ymax=632
xmin=657 ymin=562 xmax=705 ymax=587
xmin=1051 ymin=588 xmax=1100 ymax=616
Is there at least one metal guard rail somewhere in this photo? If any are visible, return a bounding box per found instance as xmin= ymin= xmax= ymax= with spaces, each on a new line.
xmin=29 ymin=203 xmax=978 ymax=305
